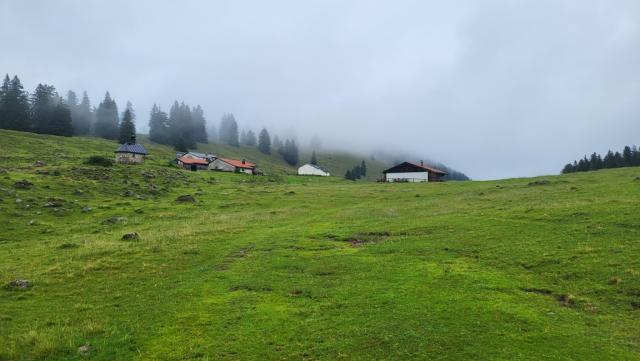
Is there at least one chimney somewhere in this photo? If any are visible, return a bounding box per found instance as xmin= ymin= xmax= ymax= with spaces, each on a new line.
xmin=420 ymin=160 xmax=424 ymax=166
xmin=130 ymin=134 xmax=136 ymax=144
xmin=242 ymin=159 xmax=246 ymax=164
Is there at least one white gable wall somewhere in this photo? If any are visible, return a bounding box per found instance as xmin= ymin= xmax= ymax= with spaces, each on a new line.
xmin=385 ymin=171 xmax=429 ymax=182
xmin=298 ymin=164 xmax=330 ymax=176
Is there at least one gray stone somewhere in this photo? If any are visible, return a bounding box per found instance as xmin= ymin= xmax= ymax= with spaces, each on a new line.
xmin=121 ymin=232 xmax=140 ymax=241
xmin=14 ymin=180 xmax=33 ymax=189
xmin=176 ymin=194 xmax=196 ymax=202
xmin=4 ymin=279 xmax=30 ymax=290
xmin=78 ymin=344 xmax=91 ymax=357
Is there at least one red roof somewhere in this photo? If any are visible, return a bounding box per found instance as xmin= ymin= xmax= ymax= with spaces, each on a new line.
xmin=412 ymin=163 xmax=446 ymax=175
xmin=219 ymin=158 xmax=255 ymax=169
xmin=178 ymin=156 xmax=209 ymax=166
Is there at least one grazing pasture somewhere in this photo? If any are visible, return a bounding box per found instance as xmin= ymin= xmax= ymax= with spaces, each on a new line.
xmin=0 ymin=130 xmax=639 ymax=360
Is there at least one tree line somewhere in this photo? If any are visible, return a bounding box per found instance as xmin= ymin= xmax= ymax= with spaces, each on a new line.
xmin=345 ymin=160 xmax=367 ymax=180
xmin=0 ymin=74 xmax=141 ymax=143
xmin=562 ymin=145 xmax=640 ymax=173
xmin=0 ymin=74 xmax=300 ymax=164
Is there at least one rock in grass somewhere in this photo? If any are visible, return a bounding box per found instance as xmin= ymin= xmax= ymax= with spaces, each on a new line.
xmin=4 ymin=279 xmax=30 ymax=290
xmin=121 ymin=232 xmax=140 ymax=241
xmin=102 ymin=216 xmax=127 ymax=225
xmin=527 ymin=180 xmax=551 ymax=186
xmin=81 ymin=207 xmax=92 ymax=213
xmin=78 ymin=344 xmax=91 ymax=357
xmin=14 ymin=180 xmax=34 ymax=189
xmin=176 ymin=194 xmax=196 ymax=202
xmin=34 ymin=160 xmax=47 ymax=167
xmin=44 ymin=201 xmax=63 ymax=208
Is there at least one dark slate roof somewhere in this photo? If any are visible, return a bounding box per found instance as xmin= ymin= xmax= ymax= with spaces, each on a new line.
xmin=383 ymin=162 xmax=446 ymax=175
xmin=115 ymin=143 xmax=148 ymax=155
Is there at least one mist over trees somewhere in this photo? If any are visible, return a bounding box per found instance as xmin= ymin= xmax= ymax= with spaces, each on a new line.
xmin=67 ymin=91 xmax=93 ymax=135
xmin=192 ymin=105 xmax=207 ymax=143
xmin=562 ymin=145 xmax=640 ymax=173
xmin=148 ymin=104 xmax=170 ymax=144
xmin=31 ymin=84 xmax=73 ymax=136
xmin=219 ymin=113 xmax=239 ymax=146
xmin=0 ymin=74 xmax=473 ymax=178
xmin=258 ymin=128 xmax=271 ymax=154
xmin=94 ymin=92 xmax=119 ymax=140
xmin=279 ymin=139 xmax=299 ymax=165
xmin=344 ymin=160 xmax=367 ymax=180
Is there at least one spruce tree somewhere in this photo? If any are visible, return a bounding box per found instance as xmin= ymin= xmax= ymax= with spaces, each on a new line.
xmin=623 ymin=146 xmax=633 ymax=167
xmin=240 ymin=129 xmax=247 ymax=145
xmin=245 ymin=130 xmax=257 ymax=146
xmin=66 ymin=90 xmax=79 ymax=134
xmin=281 ymin=139 xmax=299 ymax=165
xmin=148 ymin=104 xmax=170 ymax=144
xmin=310 ymin=151 xmax=318 ymax=165
xmin=118 ymin=108 xmax=136 ymax=144
xmin=50 ymin=99 xmax=73 ymax=136
xmin=345 ymin=170 xmax=352 ymax=180
xmin=31 ymin=84 xmax=57 ymax=134
xmin=74 ymin=91 xmax=93 ymax=135
xmin=588 ymin=153 xmax=602 ymax=171
xmin=168 ymin=101 xmax=196 ymax=150
xmin=352 ymin=165 xmax=361 ymax=179
xmin=219 ymin=113 xmax=239 ymax=146
xmin=192 ymin=105 xmax=208 ymax=143
xmin=360 ymin=160 xmax=367 ymax=176
xmin=0 ymin=75 xmax=31 ymax=131
xmin=94 ymin=92 xmax=120 ymax=140
xmin=258 ymin=128 xmax=271 ymax=154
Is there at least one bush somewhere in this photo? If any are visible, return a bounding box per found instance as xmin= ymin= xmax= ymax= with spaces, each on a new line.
xmin=85 ymin=155 xmax=113 ymax=167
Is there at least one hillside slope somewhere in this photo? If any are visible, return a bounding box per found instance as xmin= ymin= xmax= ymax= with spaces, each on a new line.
xmin=194 ymin=139 xmax=390 ymax=180
xmin=1 ymin=130 xmax=639 ymax=360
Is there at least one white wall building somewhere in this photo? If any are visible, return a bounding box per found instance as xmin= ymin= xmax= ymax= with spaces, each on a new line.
xmin=382 ymin=162 xmax=446 ymax=182
xmin=298 ymin=164 xmax=330 ymax=176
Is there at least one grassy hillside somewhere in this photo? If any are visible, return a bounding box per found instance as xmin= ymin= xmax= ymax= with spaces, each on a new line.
xmin=193 ymin=139 xmax=389 ymax=180
xmin=1 ymin=130 xmax=639 ymax=360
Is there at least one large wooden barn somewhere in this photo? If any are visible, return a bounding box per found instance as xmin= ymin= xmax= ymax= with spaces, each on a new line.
xmin=382 ymin=161 xmax=446 ymax=182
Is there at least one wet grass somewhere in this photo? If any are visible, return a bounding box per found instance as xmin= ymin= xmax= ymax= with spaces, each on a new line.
xmin=0 ymin=130 xmax=639 ymax=360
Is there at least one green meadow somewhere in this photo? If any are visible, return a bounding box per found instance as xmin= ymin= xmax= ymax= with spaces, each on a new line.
xmin=0 ymin=130 xmax=639 ymax=360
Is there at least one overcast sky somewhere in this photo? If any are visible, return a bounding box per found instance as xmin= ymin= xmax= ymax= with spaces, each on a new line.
xmin=2 ymin=1 xmax=639 ymax=179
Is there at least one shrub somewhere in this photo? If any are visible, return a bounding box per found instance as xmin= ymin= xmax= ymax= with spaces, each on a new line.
xmin=85 ymin=156 xmax=113 ymax=167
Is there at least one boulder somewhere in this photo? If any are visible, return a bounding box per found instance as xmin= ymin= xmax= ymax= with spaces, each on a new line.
xmin=44 ymin=201 xmax=63 ymax=208
xmin=4 ymin=279 xmax=30 ymax=290
xmin=78 ymin=344 xmax=91 ymax=358
xmin=34 ymin=160 xmax=47 ymax=167
xmin=176 ymin=194 xmax=196 ymax=202
xmin=14 ymin=180 xmax=34 ymax=189
xmin=102 ymin=216 xmax=127 ymax=225
xmin=121 ymin=232 xmax=140 ymax=241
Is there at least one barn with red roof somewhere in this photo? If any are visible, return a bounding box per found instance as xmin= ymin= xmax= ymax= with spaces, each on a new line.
xmin=208 ymin=157 xmax=257 ymax=174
